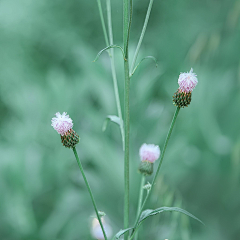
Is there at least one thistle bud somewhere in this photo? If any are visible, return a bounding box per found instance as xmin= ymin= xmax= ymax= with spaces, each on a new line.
xmin=51 ymin=112 xmax=79 ymax=148
xmin=138 ymin=144 xmax=160 ymax=176
xmin=173 ymin=68 xmax=198 ymax=108
xmin=173 ymin=89 xmax=192 ymax=108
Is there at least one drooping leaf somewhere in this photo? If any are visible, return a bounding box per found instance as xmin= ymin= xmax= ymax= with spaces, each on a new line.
xmin=93 ymin=45 xmax=125 ymax=62
xmin=113 ymin=227 xmax=133 ymax=239
xmin=102 ymin=115 xmax=121 ymax=132
xmin=138 ymin=207 xmax=204 ymax=225
xmin=130 ymin=56 xmax=158 ymax=77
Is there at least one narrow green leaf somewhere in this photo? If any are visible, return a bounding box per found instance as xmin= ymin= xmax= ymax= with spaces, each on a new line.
xmin=102 ymin=115 xmax=121 ymax=132
xmin=93 ymin=45 xmax=126 ymax=62
xmin=113 ymin=227 xmax=133 ymax=239
xmin=138 ymin=207 xmax=204 ymax=225
xmin=130 ymin=56 xmax=158 ymax=77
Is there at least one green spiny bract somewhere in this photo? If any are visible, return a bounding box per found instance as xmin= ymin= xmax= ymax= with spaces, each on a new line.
xmin=61 ymin=129 xmax=79 ymax=148
xmin=173 ymin=89 xmax=192 ymax=108
xmin=138 ymin=161 xmax=154 ymax=176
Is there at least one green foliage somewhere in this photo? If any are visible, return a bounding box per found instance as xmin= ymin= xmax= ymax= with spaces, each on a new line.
xmin=138 ymin=207 xmax=204 ymax=225
xmin=0 ymin=0 xmax=240 ymax=239
xmin=102 ymin=115 xmax=121 ymax=132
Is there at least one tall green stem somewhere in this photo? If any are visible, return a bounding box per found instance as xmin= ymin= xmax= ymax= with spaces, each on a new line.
xmin=131 ymin=107 xmax=180 ymax=237
xmin=123 ymin=0 xmax=131 ymax=239
xmin=106 ymin=0 xmax=125 ymax=150
xmin=72 ymin=147 xmax=108 ymax=240
xmin=135 ymin=176 xmax=145 ymax=240
xmin=130 ymin=0 xmax=154 ymax=75
xmin=97 ymin=0 xmax=125 ymax=149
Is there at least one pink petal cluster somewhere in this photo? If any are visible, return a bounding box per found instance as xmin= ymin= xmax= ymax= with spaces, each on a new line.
xmin=139 ymin=143 xmax=160 ymax=163
xmin=51 ymin=112 xmax=73 ymax=136
xmin=178 ymin=68 xmax=198 ymax=93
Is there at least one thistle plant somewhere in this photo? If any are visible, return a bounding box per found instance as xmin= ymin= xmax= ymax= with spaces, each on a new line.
xmin=51 ymin=1 xmax=203 ymax=240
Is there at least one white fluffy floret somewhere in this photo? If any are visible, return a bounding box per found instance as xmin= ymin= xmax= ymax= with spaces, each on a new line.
xmin=178 ymin=68 xmax=198 ymax=93
xmin=51 ymin=112 xmax=73 ymax=136
xmin=139 ymin=143 xmax=160 ymax=163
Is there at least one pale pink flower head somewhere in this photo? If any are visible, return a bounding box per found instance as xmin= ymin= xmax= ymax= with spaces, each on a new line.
xmin=51 ymin=112 xmax=73 ymax=136
xmin=91 ymin=217 xmax=112 ymax=240
xmin=139 ymin=143 xmax=160 ymax=163
xmin=178 ymin=68 xmax=198 ymax=93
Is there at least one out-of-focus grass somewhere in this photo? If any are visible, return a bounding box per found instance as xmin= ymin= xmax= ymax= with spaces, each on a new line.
xmin=0 ymin=0 xmax=239 ymax=239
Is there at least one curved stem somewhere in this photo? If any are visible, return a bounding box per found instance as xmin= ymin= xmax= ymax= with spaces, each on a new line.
xmin=135 ymin=176 xmax=145 ymax=240
xmin=130 ymin=0 xmax=154 ymax=75
xmin=72 ymin=147 xmax=108 ymax=240
xmin=131 ymin=107 xmax=180 ymax=237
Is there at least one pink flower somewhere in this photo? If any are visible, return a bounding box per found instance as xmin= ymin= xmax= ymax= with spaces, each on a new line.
xmin=91 ymin=217 xmax=112 ymax=240
xmin=51 ymin=112 xmax=73 ymax=136
xmin=178 ymin=68 xmax=198 ymax=93
xmin=139 ymin=143 xmax=160 ymax=163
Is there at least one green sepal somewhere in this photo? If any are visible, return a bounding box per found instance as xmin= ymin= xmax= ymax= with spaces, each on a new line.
xmin=138 ymin=161 xmax=153 ymax=176
xmin=61 ymin=129 xmax=80 ymax=148
xmin=173 ymin=89 xmax=192 ymax=108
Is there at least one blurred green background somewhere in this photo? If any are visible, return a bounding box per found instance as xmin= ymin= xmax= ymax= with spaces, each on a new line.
xmin=0 ymin=0 xmax=240 ymax=239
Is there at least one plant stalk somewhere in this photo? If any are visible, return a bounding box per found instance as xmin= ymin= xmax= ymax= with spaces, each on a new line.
xmin=123 ymin=0 xmax=131 ymax=239
xmin=106 ymin=0 xmax=125 ymax=150
xmin=130 ymin=0 xmax=154 ymax=75
xmin=72 ymin=147 xmax=108 ymax=240
xmin=131 ymin=107 xmax=180 ymax=237
xmin=135 ymin=175 xmax=145 ymax=240
xmin=97 ymin=0 xmax=125 ymax=149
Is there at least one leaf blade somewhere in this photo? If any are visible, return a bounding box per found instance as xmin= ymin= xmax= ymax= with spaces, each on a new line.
xmin=139 ymin=207 xmax=204 ymax=225
xmin=93 ymin=45 xmax=125 ymax=62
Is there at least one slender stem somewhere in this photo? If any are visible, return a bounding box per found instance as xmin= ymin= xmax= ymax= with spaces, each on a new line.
xmin=72 ymin=147 xmax=108 ymax=240
xmin=97 ymin=0 xmax=125 ymax=150
xmin=123 ymin=0 xmax=131 ymax=239
xmin=106 ymin=0 xmax=125 ymax=150
xmin=130 ymin=0 xmax=154 ymax=75
xmin=131 ymin=107 xmax=180 ymax=237
xmin=97 ymin=0 xmax=110 ymax=46
xmin=135 ymin=176 xmax=145 ymax=240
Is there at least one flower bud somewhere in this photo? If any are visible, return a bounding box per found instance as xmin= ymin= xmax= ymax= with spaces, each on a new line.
xmin=138 ymin=144 xmax=160 ymax=176
xmin=51 ymin=112 xmax=79 ymax=148
xmin=60 ymin=129 xmax=79 ymax=148
xmin=173 ymin=89 xmax=192 ymax=108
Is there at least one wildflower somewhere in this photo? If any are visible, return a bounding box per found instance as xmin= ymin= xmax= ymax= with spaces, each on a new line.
xmin=178 ymin=68 xmax=198 ymax=93
xmin=91 ymin=217 xmax=112 ymax=240
xmin=51 ymin=112 xmax=79 ymax=148
xmin=138 ymin=144 xmax=160 ymax=176
xmin=173 ymin=68 xmax=198 ymax=108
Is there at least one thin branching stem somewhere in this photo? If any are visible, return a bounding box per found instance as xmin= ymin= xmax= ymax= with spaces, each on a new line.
xmin=72 ymin=147 xmax=107 ymax=240
xmin=130 ymin=0 xmax=154 ymax=75
xmin=106 ymin=0 xmax=125 ymax=150
xmin=96 ymin=0 xmax=125 ymax=149
xmin=130 ymin=107 xmax=181 ymax=237
xmin=134 ymin=175 xmax=145 ymax=240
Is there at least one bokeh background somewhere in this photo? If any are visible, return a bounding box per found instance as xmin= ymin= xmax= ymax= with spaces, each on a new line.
xmin=0 ymin=0 xmax=240 ymax=239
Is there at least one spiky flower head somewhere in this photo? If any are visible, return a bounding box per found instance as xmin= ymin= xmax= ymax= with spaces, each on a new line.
xmin=139 ymin=143 xmax=160 ymax=163
xmin=138 ymin=144 xmax=160 ymax=176
xmin=178 ymin=68 xmax=198 ymax=93
xmin=51 ymin=112 xmax=73 ymax=136
xmin=51 ymin=112 xmax=79 ymax=148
